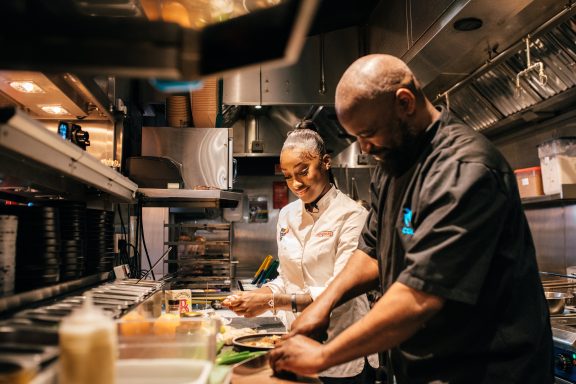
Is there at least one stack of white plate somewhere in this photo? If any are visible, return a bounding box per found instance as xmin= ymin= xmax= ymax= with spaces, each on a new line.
xmin=191 ymin=77 xmax=218 ymax=127
xmin=166 ymin=95 xmax=191 ymax=128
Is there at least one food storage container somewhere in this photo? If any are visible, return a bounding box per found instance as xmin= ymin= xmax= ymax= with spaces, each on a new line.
xmin=117 ymin=316 xmax=219 ymax=360
xmin=514 ymin=166 xmax=544 ymax=198
xmin=538 ymin=137 xmax=576 ymax=195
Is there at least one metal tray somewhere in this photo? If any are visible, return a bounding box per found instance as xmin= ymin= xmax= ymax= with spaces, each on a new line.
xmin=232 ymin=333 xmax=286 ymax=352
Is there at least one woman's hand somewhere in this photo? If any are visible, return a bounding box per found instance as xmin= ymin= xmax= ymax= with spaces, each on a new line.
xmin=222 ymin=292 xmax=272 ymax=318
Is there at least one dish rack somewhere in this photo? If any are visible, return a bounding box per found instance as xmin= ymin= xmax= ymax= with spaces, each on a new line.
xmin=164 ymin=223 xmax=232 ymax=290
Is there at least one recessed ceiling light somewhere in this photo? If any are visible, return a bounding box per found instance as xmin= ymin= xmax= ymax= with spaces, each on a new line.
xmin=9 ymin=80 xmax=45 ymax=94
xmin=39 ymin=105 xmax=70 ymax=115
xmin=254 ymin=105 xmax=263 ymax=109
xmin=453 ymin=17 xmax=483 ymax=31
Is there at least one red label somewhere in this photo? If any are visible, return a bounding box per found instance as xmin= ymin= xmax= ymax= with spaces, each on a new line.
xmin=179 ymin=299 xmax=190 ymax=313
xmin=273 ymin=181 xmax=289 ymax=209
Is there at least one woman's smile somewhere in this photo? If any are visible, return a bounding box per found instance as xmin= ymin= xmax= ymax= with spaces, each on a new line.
xmin=295 ymin=187 xmax=310 ymax=197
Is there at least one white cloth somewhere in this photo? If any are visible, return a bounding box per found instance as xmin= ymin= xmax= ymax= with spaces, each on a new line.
xmin=265 ymin=186 xmax=379 ymax=377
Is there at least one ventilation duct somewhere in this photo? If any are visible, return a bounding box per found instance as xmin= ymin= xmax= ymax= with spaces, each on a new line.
xmin=441 ymin=10 xmax=576 ymax=133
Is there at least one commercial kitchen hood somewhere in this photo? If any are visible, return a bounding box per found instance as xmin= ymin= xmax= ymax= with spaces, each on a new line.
xmin=434 ymin=9 xmax=576 ymax=135
xmin=225 ymin=0 xmax=576 ymax=141
xmin=0 ymin=0 xmax=318 ymax=80
xmin=366 ymin=0 xmax=576 ymax=135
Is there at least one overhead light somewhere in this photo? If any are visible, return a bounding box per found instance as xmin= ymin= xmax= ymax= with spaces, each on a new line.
xmin=453 ymin=17 xmax=483 ymax=31
xmin=39 ymin=105 xmax=70 ymax=115
xmin=254 ymin=105 xmax=262 ymax=109
xmin=9 ymin=80 xmax=45 ymax=94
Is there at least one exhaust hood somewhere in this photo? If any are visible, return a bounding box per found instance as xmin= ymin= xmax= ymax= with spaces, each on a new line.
xmin=0 ymin=0 xmax=319 ymax=80
xmin=438 ymin=10 xmax=576 ymax=134
xmin=367 ymin=0 xmax=575 ymax=135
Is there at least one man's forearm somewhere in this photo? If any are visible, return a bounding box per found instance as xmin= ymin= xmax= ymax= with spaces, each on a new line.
xmin=320 ymin=282 xmax=445 ymax=369
xmin=314 ymin=249 xmax=380 ymax=311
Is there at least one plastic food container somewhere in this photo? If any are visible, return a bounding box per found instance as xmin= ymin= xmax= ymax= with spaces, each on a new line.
xmin=116 ymin=359 xmax=212 ymax=384
xmin=538 ymin=137 xmax=576 ymax=195
xmin=514 ymin=166 xmax=544 ymax=198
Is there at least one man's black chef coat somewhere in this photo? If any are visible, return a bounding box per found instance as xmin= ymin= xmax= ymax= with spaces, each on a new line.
xmin=358 ymin=107 xmax=553 ymax=384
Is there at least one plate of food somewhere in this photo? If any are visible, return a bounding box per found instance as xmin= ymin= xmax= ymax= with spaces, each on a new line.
xmin=232 ymin=333 xmax=286 ymax=352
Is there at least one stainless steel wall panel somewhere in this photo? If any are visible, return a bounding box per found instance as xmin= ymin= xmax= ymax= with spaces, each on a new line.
xmin=564 ymin=205 xmax=576 ymax=269
xmin=230 ymin=175 xmax=294 ymax=278
xmin=260 ymin=27 xmax=360 ymax=105
xmin=141 ymin=207 xmax=169 ymax=279
xmin=331 ymin=167 xmax=372 ymax=202
xmin=223 ymin=27 xmax=360 ymax=106
xmin=525 ymin=206 xmax=566 ymax=273
xmin=142 ymin=127 xmax=232 ymax=189
xmin=493 ymin=116 xmax=576 ymax=170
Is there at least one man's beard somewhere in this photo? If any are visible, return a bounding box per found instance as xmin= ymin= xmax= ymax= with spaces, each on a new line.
xmin=369 ymin=120 xmax=420 ymax=175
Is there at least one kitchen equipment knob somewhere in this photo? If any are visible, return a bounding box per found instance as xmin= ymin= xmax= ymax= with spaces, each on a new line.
xmin=556 ymin=354 xmax=572 ymax=371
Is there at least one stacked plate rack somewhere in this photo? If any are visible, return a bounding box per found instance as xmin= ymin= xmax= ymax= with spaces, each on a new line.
xmin=164 ymin=223 xmax=232 ymax=290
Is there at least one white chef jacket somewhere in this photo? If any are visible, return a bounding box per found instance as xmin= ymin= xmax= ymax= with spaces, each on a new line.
xmin=265 ymin=186 xmax=379 ymax=377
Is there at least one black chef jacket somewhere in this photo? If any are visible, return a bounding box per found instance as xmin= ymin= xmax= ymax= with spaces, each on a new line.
xmin=358 ymin=107 xmax=553 ymax=384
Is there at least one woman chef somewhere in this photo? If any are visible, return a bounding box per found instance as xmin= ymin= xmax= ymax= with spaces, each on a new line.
xmin=223 ymin=124 xmax=378 ymax=383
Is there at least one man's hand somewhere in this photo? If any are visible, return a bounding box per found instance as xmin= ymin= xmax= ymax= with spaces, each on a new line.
xmin=288 ymin=302 xmax=331 ymax=342
xmin=222 ymin=292 xmax=271 ymax=318
xmin=270 ymin=335 xmax=328 ymax=376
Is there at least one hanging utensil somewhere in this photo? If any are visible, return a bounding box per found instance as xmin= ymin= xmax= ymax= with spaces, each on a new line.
xmin=344 ymin=165 xmax=350 ymax=196
xmin=350 ymin=177 xmax=359 ymax=201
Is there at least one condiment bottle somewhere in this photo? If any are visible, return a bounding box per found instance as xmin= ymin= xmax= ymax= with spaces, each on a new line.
xmin=59 ymin=294 xmax=117 ymax=384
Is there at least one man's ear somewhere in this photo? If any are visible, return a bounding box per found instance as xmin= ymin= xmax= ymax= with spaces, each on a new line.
xmin=395 ymin=88 xmax=416 ymax=117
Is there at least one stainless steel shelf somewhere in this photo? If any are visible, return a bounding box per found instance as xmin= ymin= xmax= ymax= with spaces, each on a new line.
xmin=522 ymin=185 xmax=576 ymax=206
xmin=0 ymin=108 xmax=137 ymax=203
xmin=138 ymin=188 xmax=241 ymax=208
xmin=164 ymin=223 xmax=231 ymax=230
xmin=0 ymin=273 xmax=110 ymax=314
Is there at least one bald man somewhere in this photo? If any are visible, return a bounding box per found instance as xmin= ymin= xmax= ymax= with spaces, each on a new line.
xmin=270 ymin=54 xmax=553 ymax=383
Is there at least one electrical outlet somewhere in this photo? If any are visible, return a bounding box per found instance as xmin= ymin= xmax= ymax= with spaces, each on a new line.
xmin=113 ymin=264 xmax=130 ymax=280
xmin=357 ymin=153 xmax=371 ymax=165
xmin=251 ymin=140 xmax=264 ymax=153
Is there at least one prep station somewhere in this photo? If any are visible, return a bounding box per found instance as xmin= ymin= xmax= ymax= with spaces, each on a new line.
xmin=1 ymin=0 xmax=576 ymax=383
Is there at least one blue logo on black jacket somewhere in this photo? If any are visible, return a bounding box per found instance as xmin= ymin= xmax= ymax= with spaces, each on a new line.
xmin=402 ymin=208 xmax=414 ymax=235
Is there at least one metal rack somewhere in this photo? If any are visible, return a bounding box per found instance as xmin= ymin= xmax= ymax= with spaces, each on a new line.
xmin=164 ymin=223 xmax=233 ymax=290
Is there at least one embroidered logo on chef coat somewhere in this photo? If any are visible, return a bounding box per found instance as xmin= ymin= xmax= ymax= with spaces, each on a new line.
xmin=402 ymin=208 xmax=414 ymax=235
xmin=279 ymin=227 xmax=289 ymax=241
xmin=316 ymin=231 xmax=333 ymax=238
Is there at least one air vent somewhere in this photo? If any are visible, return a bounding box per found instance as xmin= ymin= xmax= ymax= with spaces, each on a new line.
xmin=448 ymin=14 xmax=576 ymax=132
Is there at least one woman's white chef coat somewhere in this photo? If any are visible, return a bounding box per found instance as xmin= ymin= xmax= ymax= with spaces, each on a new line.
xmin=265 ymin=186 xmax=379 ymax=377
